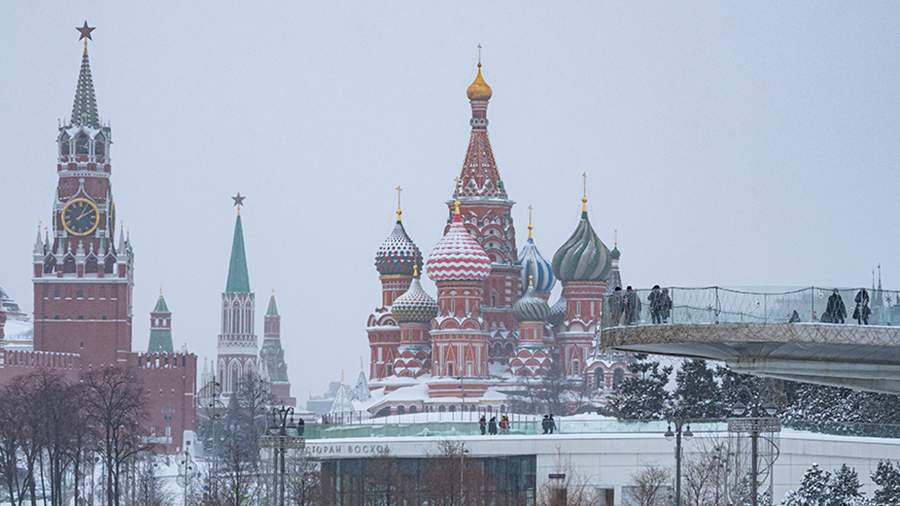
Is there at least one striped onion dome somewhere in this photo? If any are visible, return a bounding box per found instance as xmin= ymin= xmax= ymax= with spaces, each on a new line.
xmin=552 ymin=210 xmax=612 ymax=282
xmin=391 ymin=275 xmax=438 ymax=323
xmin=518 ymin=236 xmax=555 ymax=297
xmin=375 ymin=220 xmax=423 ymax=276
xmin=513 ymin=279 xmax=551 ymax=322
xmin=548 ymin=296 xmax=567 ymax=326
xmin=426 ymin=204 xmax=492 ymax=282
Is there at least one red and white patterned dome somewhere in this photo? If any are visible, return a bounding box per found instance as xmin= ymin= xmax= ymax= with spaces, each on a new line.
xmin=426 ymin=206 xmax=492 ymax=283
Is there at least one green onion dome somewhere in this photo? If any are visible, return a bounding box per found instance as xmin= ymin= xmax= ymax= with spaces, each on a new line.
xmin=513 ymin=279 xmax=551 ymax=322
xmin=551 ymin=210 xmax=612 ymax=282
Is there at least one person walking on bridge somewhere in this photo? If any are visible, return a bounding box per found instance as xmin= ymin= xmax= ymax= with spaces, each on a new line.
xmin=624 ymin=286 xmax=642 ymax=325
xmin=609 ymin=286 xmax=625 ymax=326
xmin=661 ymin=288 xmax=673 ymax=323
xmin=649 ymin=285 xmax=664 ymax=324
xmin=854 ymin=288 xmax=871 ymax=325
xmin=824 ymin=289 xmax=847 ymax=323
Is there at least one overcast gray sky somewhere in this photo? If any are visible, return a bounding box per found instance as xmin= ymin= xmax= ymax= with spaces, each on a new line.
xmin=2 ymin=2 xmax=898 ymax=400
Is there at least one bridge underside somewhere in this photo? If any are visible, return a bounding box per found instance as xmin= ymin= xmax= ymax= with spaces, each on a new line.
xmin=605 ymin=323 xmax=900 ymax=394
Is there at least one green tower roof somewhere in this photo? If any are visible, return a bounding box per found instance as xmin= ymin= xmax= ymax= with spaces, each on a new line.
xmin=148 ymin=329 xmax=174 ymax=354
xmin=152 ymin=293 xmax=170 ymax=313
xmin=71 ymin=46 xmax=100 ymax=128
xmin=225 ymin=214 xmax=251 ymax=293
xmin=266 ymin=293 xmax=279 ymax=317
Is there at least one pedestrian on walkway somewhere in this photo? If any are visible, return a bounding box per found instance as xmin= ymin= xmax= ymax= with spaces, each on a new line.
xmin=823 ymin=289 xmax=846 ymax=324
xmin=548 ymin=414 xmax=556 ymax=434
xmin=854 ymin=288 xmax=871 ymax=325
xmin=479 ymin=415 xmax=486 ymax=435
xmin=661 ymin=288 xmax=673 ymax=323
xmin=500 ymin=415 xmax=509 ymax=434
xmin=609 ymin=286 xmax=625 ymax=326
xmin=541 ymin=415 xmax=550 ymax=434
xmin=649 ymin=285 xmax=664 ymax=324
xmin=488 ymin=416 xmax=498 ymax=435
xmin=625 ymin=286 xmax=642 ymax=325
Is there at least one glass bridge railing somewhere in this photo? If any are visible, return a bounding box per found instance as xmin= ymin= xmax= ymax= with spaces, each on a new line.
xmin=600 ymin=286 xmax=900 ymax=329
xmin=300 ymin=417 xmax=900 ymax=441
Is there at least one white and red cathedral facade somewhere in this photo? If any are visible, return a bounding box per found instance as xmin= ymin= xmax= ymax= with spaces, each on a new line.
xmin=361 ymin=62 xmax=632 ymax=416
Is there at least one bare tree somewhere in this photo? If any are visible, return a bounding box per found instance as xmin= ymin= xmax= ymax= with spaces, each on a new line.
xmin=220 ymin=370 xmax=271 ymax=506
xmin=81 ymin=366 xmax=151 ymax=506
xmin=0 ymin=376 xmax=37 ymax=506
xmin=133 ymin=456 xmax=172 ymax=506
xmin=285 ymin=452 xmax=321 ymax=506
xmin=627 ymin=466 xmax=672 ymax=506
xmin=537 ymin=449 xmax=600 ymax=506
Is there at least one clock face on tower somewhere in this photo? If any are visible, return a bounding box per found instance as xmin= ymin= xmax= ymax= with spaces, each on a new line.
xmin=61 ymin=198 xmax=100 ymax=236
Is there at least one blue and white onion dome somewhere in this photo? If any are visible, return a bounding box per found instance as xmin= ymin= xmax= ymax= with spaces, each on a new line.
xmin=513 ymin=277 xmax=551 ymax=322
xmin=551 ymin=193 xmax=612 ymax=282
xmin=391 ymin=266 xmax=439 ymax=323
xmin=375 ymin=213 xmax=423 ymax=277
xmin=517 ymin=218 xmax=556 ymax=297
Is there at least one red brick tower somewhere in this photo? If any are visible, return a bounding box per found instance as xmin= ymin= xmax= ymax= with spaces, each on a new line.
xmin=260 ymin=293 xmax=295 ymax=407
xmin=450 ymin=57 xmax=521 ymax=364
xmin=32 ymin=26 xmax=133 ymax=367
xmin=426 ymin=201 xmax=493 ymax=398
xmin=217 ymin=197 xmax=258 ymax=397
xmin=369 ymin=192 xmax=422 ymax=379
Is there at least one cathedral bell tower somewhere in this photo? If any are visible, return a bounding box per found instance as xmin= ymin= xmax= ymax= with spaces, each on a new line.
xmin=450 ymin=54 xmax=521 ymax=363
xmin=33 ymin=22 xmax=134 ymax=366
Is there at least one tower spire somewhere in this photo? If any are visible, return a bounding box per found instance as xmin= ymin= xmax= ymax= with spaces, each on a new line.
xmin=225 ymin=198 xmax=251 ymax=293
xmin=527 ymin=205 xmax=534 ymax=240
xmin=395 ymin=185 xmax=402 ymax=223
xmin=71 ymin=21 xmax=100 ymax=128
xmin=581 ymin=172 xmax=589 ymax=213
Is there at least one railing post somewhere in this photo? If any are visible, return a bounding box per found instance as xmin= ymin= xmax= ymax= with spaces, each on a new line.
xmin=811 ymin=287 xmax=815 ymax=322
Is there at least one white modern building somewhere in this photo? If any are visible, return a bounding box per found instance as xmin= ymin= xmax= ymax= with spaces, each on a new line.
xmin=303 ymin=415 xmax=900 ymax=505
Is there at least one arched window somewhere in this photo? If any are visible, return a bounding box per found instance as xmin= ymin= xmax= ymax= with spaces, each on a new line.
xmin=85 ymin=255 xmax=98 ymax=274
xmin=447 ymin=362 xmax=454 ymax=377
xmin=59 ymin=134 xmax=70 ymax=157
xmin=409 ymin=405 xmax=418 ymax=414
xmin=94 ymin=134 xmax=106 ymax=157
xmin=63 ymin=256 xmax=76 ymax=274
xmin=438 ymin=406 xmax=446 ymax=413
xmin=75 ymin=133 xmax=90 ymax=155
xmin=229 ymin=361 xmax=241 ymax=393
xmin=397 ymin=406 xmax=406 ymax=415
xmin=613 ymin=368 xmax=625 ymax=387
xmin=594 ymin=369 xmax=605 ymax=390
xmin=449 ymin=405 xmax=456 ymax=412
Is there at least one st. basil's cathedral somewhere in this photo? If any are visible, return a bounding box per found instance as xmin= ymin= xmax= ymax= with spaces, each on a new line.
xmin=360 ymin=61 xmax=630 ymax=416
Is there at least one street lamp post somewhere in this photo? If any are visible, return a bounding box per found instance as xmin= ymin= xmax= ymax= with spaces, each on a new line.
xmin=728 ymin=396 xmax=780 ymax=506
xmin=178 ymin=447 xmax=194 ymax=506
xmin=664 ymin=419 xmax=693 ymax=506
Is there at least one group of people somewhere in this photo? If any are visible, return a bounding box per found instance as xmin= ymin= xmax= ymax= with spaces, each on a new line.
xmin=608 ymin=285 xmax=673 ymax=325
xmin=541 ymin=414 xmax=557 ymax=434
xmin=479 ymin=414 xmax=511 ymax=435
xmin=823 ymin=288 xmax=873 ymax=325
xmin=477 ymin=414 xmax=558 ymax=435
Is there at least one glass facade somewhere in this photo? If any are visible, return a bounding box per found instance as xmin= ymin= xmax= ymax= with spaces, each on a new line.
xmin=321 ymin=455 xmax=536 ymax=505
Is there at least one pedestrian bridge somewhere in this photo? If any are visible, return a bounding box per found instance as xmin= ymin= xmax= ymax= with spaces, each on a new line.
xmin=601 ymin=286 xmax=900 ymax=394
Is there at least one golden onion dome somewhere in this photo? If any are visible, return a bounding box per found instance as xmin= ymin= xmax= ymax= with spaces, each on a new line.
xmin=466 ymin=63 xmax=493 ymax=101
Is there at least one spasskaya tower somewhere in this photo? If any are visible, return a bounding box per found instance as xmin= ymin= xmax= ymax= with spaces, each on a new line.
xmin=32 ymin=22 xmax=134 ymax=366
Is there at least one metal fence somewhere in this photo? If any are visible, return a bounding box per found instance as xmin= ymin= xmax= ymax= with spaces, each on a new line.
xmin=600 ymin=286 xmax=900 ymax=329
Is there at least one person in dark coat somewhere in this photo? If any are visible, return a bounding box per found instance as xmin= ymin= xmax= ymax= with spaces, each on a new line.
xmin=608 ymin=287 xmax=625 ymax=326
xmin=824 ymin=289 xmax=846 ymax=324
xmin=854 ymin=289 xmax=871 ymax=325
xmin=661 ymin=288 xmax=673 ymax=323
xmin=548 ymin=414 xmax=556 ymax=434
xmin=488 ymin=416 xmax=498 ymax=435
xmin=648 ymin=285 xmax=664 ymax=324
xmin=788 ymin=310 xmax=801 ymax=323
xmin=479 ymin=415 xmax=486 ymax=435
xmin=624 ymin=286 xmax=642 ymax=325
xmin=541 ymin=415 xmax=550 ymax=434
